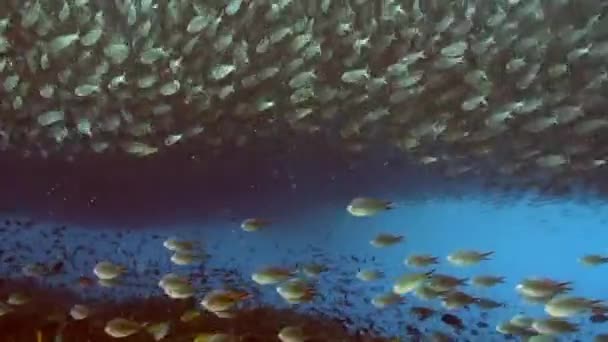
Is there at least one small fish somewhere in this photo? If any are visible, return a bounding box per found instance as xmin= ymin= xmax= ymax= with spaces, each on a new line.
xmin=371 ymin=292 xmax=404 ymax=309
xmin=104 ymin=318 xmax=142 ymax=338
xmin=252 ymin=267 xmax=295 ymax=285
xmin=201 ymin=289 xmax=250 ymax=313
xmin=47 ymin=33 xmax=80 ymax=54
xmin=347 ymin=197 xmax=394 ymax=217
xmin=393 ymin=270 xmax=435 ymax=294
xmin=278 ymin=326 xmax=308 ymax=342
xmin=170 ymin=251 xmax=204 ymax=266
xmin=356 ymin=269 xmax=384 ymax=282
xmin=81 ymin=28 xmax=103 ymax=46
xmin=580 ymin=254 xmax=608 ymax=266
xmin=406 ymin=254 xmax=439 ymax=268
xmin=447 ymin=250 xmax=494 ymax=266
xmin=104 ymin=42 xmax=130 ymax=64
xmin=276 ymin=278 xmax=315 ymax=303
xmin=140 ymin=47 xmax=169 ymax=64
xmin=472 ymin=275 xmax=505 ymax=288
xmin=121 ymin=142 xmax=158 ymax=157
xmin=194 ymin=333 xmax=236 ymax=342
xmin=241 ymin=218 xmax=272 ymax=232
xmin=164 ymin=134 xmax=183 ymax=146
xmin=341 ymin=68 xmax=370 ymax=84
xmin=69 ymin=304 xmax=90 ymax=320
xmin=301 ymin=263 xmax=328 ymax=278
xmin=210 ymin=64 xmax=236 ymax=80
xmin=370 ymin=233 xmax=404 ymax=248
xmin=37 ymin=110 xmax=65 ymax=127
xmin=476 ymin=298 xmax=505 ymax=310
xmin=93 ymin=261 xmax=125 ymax=280
xmin=163 ymin=238 xmax=199 ymax=253
xmin=532 ymin=318 xmax=578 ymax=335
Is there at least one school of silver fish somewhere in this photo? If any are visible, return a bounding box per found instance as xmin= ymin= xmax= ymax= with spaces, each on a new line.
xmin=0 ymin=0 xmax=607 ymax=190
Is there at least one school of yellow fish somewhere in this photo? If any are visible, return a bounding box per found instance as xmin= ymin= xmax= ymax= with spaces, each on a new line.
xmin=1 ymin=196 xmax=608 ymax=340
xmin=347 ymin=196 xmax=608 ymax=341
xmin=3 ymin=231 xmax=322 ymax=341
xmin=0 ymin=0 xmax=606 ymax=192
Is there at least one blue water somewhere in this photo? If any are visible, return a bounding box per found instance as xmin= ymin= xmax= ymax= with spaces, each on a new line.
xmin=1 ymin=144 xmax=607 ymax=340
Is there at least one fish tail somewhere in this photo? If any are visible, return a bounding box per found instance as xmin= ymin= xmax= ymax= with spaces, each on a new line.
xmin=425 ymin=269 xmax=436 ymax=277
xmin=481 ymin=251 xmax=494 ymax=259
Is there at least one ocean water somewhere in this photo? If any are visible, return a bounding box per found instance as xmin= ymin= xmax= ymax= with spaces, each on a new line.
xmin=1 ymin=142 xmax=608 ymax=341
xmin=2 ymin=0 xmax=608 ymax=340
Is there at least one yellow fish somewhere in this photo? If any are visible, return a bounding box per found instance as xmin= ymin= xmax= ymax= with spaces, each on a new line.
xmin=579 ymin=254 xmax=608 ymax=266
xmin=194 ymin=333 xmax=237 ymax=342
xmin=241 ymin=218 xmax=272 ymax=232
xmin=201 ymin=289 xmax=250 ymax=313
xmin=346 ymin=197 xmax=394 ymax=217
xmin=393 ymin=270 xmax=435 ymax=295
xmin=370 ymin=233 xmax=404 ymax=248
xmin=252 ymin=267 xmax=295 ymax=285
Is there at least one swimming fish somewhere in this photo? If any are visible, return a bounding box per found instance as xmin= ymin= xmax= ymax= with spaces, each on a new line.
xmin=446 ymin=250 xmax=494 ymax=266
xmin=241 ymin=218 xmax=272 ymax=232
xmin=370 ymin=233 xmax=404 ymax=248
xmin=252 ymin=267 xmax=296 ymax=285
xmin=393 ymin=270 xmax=435 ymax=294
xmin=579 ymin=254 xmax=608 ymax=266
xmin=93 ymin=261 xmax=126 ymax=280
xmin=347 ymin=197 xmax=394 ymax=217
xmin=356 ymin=269 xmax=384 ymax=282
